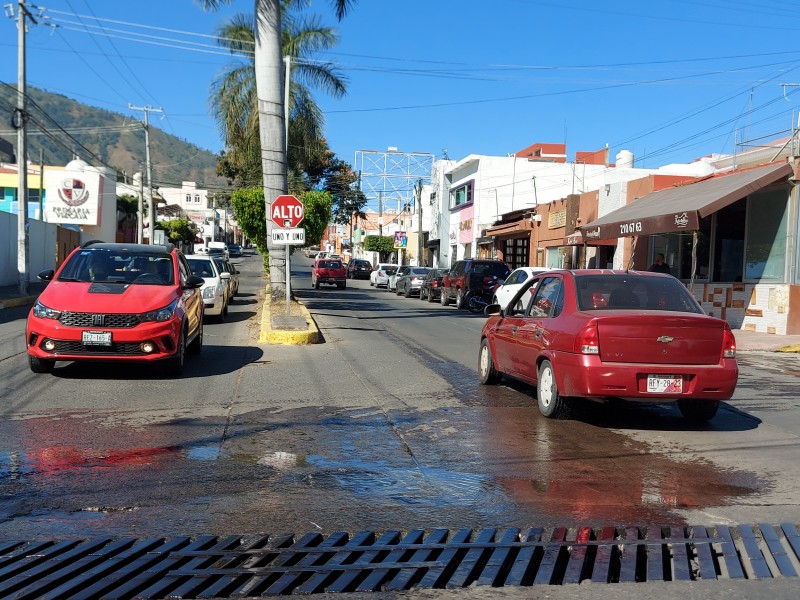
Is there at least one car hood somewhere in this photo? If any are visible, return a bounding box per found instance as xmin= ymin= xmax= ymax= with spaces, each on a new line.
xmin=39 ymin=282 xmax=178 ymax=313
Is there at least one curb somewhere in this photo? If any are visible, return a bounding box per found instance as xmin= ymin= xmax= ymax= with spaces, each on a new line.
xmin=259 ymin=292 xmax=320 ymax=345
xmin=0 ymin=295 xmax=38 ymax=310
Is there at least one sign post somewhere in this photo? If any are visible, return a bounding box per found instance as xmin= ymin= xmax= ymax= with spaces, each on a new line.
xmin=270 ymin=195 xmax=305 ymax=316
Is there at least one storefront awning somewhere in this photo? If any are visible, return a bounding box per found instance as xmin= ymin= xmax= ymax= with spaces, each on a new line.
xmin=476 ymin=236 xmax=495 ymax=246
xmin=564 ymin=231 xmax=618 ymax=246
xmin=577 ymin=162 xmax=793 ymax=241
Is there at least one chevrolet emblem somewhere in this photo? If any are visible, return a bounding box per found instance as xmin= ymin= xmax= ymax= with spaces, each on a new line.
xmin=656 ymin=336 xmax=674 ymax=343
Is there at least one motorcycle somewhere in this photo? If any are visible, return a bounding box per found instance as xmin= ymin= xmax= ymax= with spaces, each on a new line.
xmin=465 ymin=276 xmax=502 ymax=314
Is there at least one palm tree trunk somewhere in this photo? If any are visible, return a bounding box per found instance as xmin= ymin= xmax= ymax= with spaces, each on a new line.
xmin=255 ymin=0 xmax=288 ymax=299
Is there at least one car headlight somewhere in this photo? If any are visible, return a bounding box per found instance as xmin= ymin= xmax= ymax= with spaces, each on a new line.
xmin=140 ymin=299 xmax=178 ymax=322
xmin=32 ymin=300 xmax=61 ymax=320
xmin=202 ymin=286 xmax=216 ymax=300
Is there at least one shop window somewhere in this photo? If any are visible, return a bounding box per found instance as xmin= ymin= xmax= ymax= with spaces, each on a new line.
xmin=712 ymin=200 xmax=745 ymax=282
xmin=746 ymin=188 xmax=786 ymax=282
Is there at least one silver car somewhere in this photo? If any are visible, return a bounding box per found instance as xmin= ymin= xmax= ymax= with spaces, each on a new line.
xmin=395 ymin=267 xmax=431 ymax=297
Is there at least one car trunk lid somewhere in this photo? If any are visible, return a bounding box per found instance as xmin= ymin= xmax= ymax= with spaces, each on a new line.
xmin=596 ymin=313 xmax=725 ymax=365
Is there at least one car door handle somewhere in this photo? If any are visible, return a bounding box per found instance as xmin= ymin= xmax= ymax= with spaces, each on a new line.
xmin=534 ymin=329 xmax=543 ymax=338
xmin=512 ymin=326 xmax=518 ymax=334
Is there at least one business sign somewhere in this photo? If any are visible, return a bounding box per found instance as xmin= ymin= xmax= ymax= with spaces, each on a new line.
xmin=45 ymin=168 xmax=101 ymax=225
xmin=271 ymin=227 xmax=305 ymax=244
xmin=393 ymin=231 xmax=407 ymax=249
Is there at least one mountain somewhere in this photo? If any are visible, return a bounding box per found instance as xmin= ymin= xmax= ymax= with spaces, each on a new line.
xmin=0 ymin=85 xmax=227 ymax=191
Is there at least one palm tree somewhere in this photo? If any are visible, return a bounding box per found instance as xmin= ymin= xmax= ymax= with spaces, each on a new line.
xmin=211 ymin=8 xmax=346 ymax=188
xmin=198 ymin=0 xmax=355 ymax=299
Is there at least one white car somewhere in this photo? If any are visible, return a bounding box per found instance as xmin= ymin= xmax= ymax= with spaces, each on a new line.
xmin=492 ymin=267 xmax=551 ymax=309
xmin=187 ymin=255 xmax=231 ymax=321
xmin=370 ymin=263 xmax=399 ymax=288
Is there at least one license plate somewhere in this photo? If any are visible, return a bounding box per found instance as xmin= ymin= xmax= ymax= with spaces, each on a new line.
xmin=82 ymin=330 xmax=112 ymax=346
xmin=647 ymin=375 xmax=682 ymax=393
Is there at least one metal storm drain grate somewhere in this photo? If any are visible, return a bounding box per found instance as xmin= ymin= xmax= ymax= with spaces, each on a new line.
xmin=1 ymin=523 xmax=800 ymax=598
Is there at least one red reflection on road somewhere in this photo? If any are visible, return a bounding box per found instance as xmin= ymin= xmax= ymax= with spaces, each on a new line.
xmin=27 ymin=445 xmax=179 ymax=475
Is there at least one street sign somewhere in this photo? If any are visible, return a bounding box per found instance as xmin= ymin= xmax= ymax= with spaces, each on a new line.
xmin=271 ymin=194 xmax=304 ymax=228
xmin=271 ymin=227 xmax=306 ymax=244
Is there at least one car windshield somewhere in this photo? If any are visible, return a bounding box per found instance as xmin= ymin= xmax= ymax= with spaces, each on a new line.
xmin=574 ymin=274 xmax=703 ymax=313
xmin=188 ymin=259 xmax=217 ymax=278
xmin=59 ymin=249 xmax=174 ymax=285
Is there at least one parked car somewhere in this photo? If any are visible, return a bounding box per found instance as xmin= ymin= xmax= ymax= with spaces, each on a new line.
xmin=419 ymin=268 xmax=447 ymax=302
xmin=346 ymin=259 xmax=373 ymax=280
xmin=370 ymin=263 xmax=399 ymax=288
xmin=440 ymin=258 xmax=511 ymax=309
xmin=305 ymin=245 xmax=320 ymax=258
xmin=492 ymin=267 xmax=551 ymax=310
xmin=316 ymin=251 xmax=329 ymax=261
xmin=26 ymin=241 xmax=205 ymax=375
xmin=478 ymin=270 xmax=739 ymax=422
xmin=387 ymin=265 xmax=411 ymax=292
xmin=312 ymin=258 xmax=347 ymax=289
xmin=395 ymin=267 xmax=431 ymax=297
xmin=228 ymin=243 xmax=242 ymax=258
xmin=213 ymin=256 xmax=240 ymax=298
xmin=208 ymin=241 xmax=229 ymax=260
xmin=187 ymin=255 xmax=231 ymax=322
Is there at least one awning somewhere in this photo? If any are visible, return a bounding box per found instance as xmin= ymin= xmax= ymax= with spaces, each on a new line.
xmin=564 ymin=231 xmax=618 ymax=246
xmin=578 ymin=162 xmax=793 ymax=241
xmin=485 ymin=220 xmax=531 ymax=237
xmin=476 ymin=236 xmax=495 ymax=246
xmin=426 ymin=239 xmax=440 ymax=248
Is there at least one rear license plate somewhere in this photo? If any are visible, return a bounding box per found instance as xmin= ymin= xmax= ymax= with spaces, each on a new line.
xmin=82 ymin=330 xmax=112 ymax=346
xmin=647 ymin=375 xmax=682 ymax=393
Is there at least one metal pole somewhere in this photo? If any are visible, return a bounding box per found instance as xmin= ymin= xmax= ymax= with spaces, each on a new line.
xmin=135 ymin=172 xmax=144 ymax=243
xmin=16 ymin=1 xmax=33 ymax=296
xmin=284 ymin=54 xmax=291 ymax=315
xmin=128 ymin=105 xmax=163 ymax=243
xmin=38 ymin=147 xmax=43 ymax=218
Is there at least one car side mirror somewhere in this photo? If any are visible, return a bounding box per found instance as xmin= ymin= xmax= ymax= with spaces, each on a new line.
xmin=485 ymin=304 xmax=501 ymax=316
xmin=220 ymin=272 xmax=231 ymax=280
xmin=38 ymin=269 xmax=55 ymax=282
xmin=185 ymin=274 xmax=205 ymax=289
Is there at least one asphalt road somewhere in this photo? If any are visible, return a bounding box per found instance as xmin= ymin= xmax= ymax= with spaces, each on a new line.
xmin=0 ymin=252 xmax=799 ymax=599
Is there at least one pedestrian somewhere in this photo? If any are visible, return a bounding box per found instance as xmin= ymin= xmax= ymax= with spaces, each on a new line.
xmin=649 ymin=253 xmax=671 ymax=274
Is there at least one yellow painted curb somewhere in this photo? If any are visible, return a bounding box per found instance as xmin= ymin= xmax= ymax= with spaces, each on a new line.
xmin=0 ymin=295 xmax=38 ymax=310
xmin=259 ymin=289 xmax=320 ymax=345
xmin=777 ymin=345 xmax=800 ymax=353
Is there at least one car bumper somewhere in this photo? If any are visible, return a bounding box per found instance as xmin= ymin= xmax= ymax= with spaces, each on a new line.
xmin=316 ymin=277 xmax=345 ymax=284
xmin=26 ymin=315 xmax=182 ymax=362
xmin=555 ymin=352 xmax=739 ymax=401
xmin=203 ymin=295 xmax=226 ymax=316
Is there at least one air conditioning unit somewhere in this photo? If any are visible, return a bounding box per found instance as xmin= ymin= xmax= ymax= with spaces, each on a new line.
xmin=531 ymin=214 xmax=542 ymax=222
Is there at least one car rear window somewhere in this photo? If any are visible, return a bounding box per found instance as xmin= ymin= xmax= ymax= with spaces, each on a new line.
xmin=410 ymin=268 xmax=430 ymax=275
xmin=188 ymin=259 xmax=216 ymax=278
xmin=574 ymin=274 xmax=703 ymax=313
xmin=472 ymin=261 xmax=509 ymax=277
xmin=319 ymin=260 xmax=342 ymax=268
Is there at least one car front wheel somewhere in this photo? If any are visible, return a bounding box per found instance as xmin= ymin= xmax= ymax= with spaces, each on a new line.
xmin=165 ymin=329 xmax=186 ymax=376
xmin=478 ymin=338 xmax=501 ymax=384
xmin=187 ymin=321 xmax=203 ymax=355
xmin=28 ymin=355 xmax=55 ymax=373
xmin=537 ymin=360 xmax=567 ymax=418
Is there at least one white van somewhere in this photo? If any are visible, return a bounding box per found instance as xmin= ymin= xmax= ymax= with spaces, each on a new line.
xmin=208 ymin=241 xmax=229 ymax=259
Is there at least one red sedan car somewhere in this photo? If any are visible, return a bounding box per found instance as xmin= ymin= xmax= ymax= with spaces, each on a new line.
xmin=26 ymin=241 xmax=205 ymax=376
xmin=478 ymin=270 xmax=738 ymax=422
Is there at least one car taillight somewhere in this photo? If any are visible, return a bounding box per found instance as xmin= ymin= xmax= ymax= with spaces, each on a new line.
xmin=722 ymin=326 xmax=736 ymax=358
xmin=574 ymin=322 xmax=599 ymax=354
xmin=432 ymin=281 xmax=439 ymax=288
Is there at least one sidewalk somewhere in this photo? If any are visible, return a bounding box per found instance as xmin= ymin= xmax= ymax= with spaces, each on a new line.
xmin=2 ymin=281 xmax=800 ymax=352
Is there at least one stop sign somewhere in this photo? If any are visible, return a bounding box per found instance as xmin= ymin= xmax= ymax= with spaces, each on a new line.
xmin=271 ymin=194 xmax=304 ymax=228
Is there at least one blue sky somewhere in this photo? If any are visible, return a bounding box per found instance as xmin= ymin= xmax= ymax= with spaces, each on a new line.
xmin=2 ymin=0 xmax=800 ymax=176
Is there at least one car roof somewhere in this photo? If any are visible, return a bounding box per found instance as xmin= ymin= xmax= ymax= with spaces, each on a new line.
xmin=80 ymin=242 xmax=174 ymax=255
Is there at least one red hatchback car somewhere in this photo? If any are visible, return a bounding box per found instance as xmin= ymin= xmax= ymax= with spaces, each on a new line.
xmin=478 ymin=270 xmax=738 ymax=422
xmin=26 ymin=241 xmax=205 ymax=375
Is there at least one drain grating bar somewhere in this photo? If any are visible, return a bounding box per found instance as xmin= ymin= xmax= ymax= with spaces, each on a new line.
xmin=1 ymin=523 xmax=800 ymax=598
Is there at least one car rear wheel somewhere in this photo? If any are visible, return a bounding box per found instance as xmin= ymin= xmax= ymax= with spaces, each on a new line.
xmin=478 ymin=338 xmax=501 ymax=384
xmin=440 ymin=289 xmax=449 ymax=306
xmin=677 ymin=399 xmax=719 ymax=423
xmin=537 ymin=360 xmax=567 ymax=418
xmin=404 ymin=286 xmax=411 ymax=298
xmin=28 ymin=355 xmax=55 ymax=373
xmin=315 ymin=280 xmax=320 ymax=289
xmin=427 ymin=289 xmax=436 ymax=303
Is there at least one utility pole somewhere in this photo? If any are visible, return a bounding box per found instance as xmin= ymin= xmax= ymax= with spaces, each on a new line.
xmin=14 ymin=1 xmax=36 ymax=295
xmin=134 ymin=172 xmax=144 ymax=243
xmin=416 ymin=179 xmax=423 ymax=266
xmin=128 ymin=104 xmax=162 ymax=243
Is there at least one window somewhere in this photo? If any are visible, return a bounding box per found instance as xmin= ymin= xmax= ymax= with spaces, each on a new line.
xmin=503 ymin=238 xmax=529 ymax=270
xmin=450 ymin=181 xmax=473 ymax=208
xmin=746 ymin=188 xmax=787 ymax=282
xmin=195 ymin=195 xmax=201 ymax=203
xmin=186 ymin=194 xmax=191 ymax=203
xmin=712 ymin=200 xmax=745 ymax=282
xmin=527 ymin=277 xmax=563 ymax=318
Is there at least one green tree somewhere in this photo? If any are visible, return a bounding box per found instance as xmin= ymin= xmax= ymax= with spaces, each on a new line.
xmin=364 ymin=235 xmax=394 ymax=261
xmin=155 ymin=218 xmax=198 ymax=245
xmin=231 ymin=187 xmax=270 ymax=267
xmin=198 ymin=0 xmax=355 ymax=301
xmin=299 ymin=190 xmax=332 ymax=247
